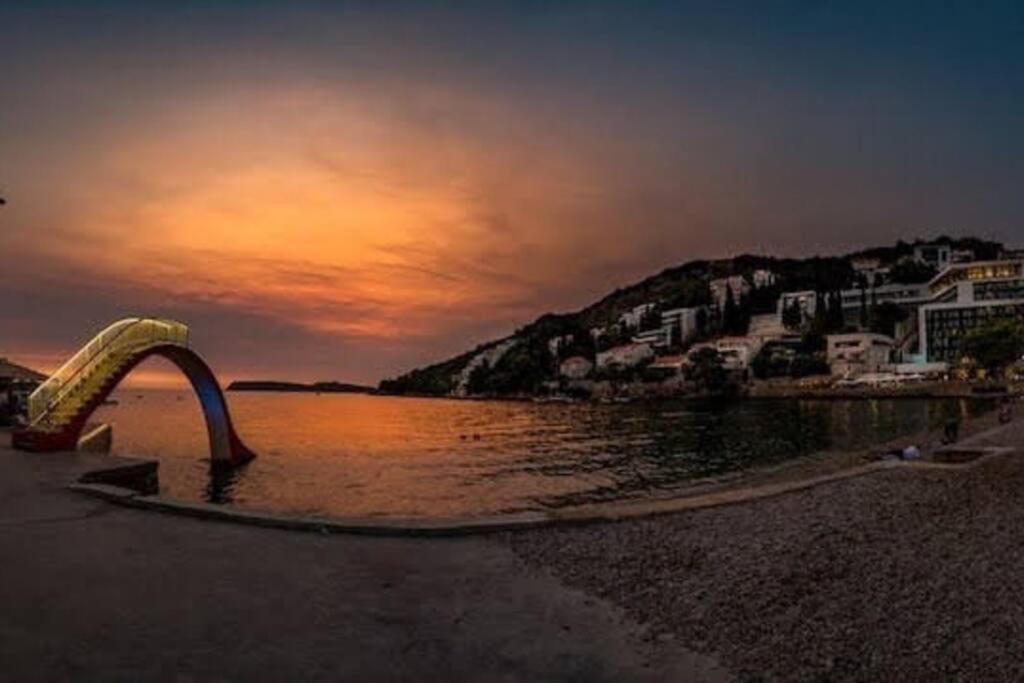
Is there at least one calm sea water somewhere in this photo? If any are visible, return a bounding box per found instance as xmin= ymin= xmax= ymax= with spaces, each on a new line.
xmin=92 ymin=390 xmax=985 ymax=519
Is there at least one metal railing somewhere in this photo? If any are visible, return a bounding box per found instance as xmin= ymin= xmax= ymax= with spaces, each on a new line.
xmin=28 ymin=317 xmax=189 ymax=423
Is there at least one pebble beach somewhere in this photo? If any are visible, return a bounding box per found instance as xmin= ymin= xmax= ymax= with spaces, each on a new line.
xmin=507 ymin=413 xmax=1024 ymax=680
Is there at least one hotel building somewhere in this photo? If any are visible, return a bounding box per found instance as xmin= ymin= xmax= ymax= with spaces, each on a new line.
xmin=917 ymin=260 xmax=1024 ymax=363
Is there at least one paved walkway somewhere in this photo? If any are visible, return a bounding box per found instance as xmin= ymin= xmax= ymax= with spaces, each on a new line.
xmin=0 ymin=439 xmax=726 ymax=682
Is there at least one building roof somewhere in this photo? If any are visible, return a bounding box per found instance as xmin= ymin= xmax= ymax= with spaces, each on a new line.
xmin=0 ymin=358 xmax=46 ymax=382
xmin=649 ymin=355 xmax=688 ymax=369
xmin=600 ymin=342 xmax=652 ymax=354
xmin=826 ymin=332 xmax=895 ymax=344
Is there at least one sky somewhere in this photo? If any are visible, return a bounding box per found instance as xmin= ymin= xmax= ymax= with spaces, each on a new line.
xmin=2 ymin=1 xmax=1024 ymax=386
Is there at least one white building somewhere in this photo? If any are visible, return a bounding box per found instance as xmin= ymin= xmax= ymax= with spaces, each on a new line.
xmin=715 ymin=336 xmax=764 ymax=371
xmin=709 ymin=276 xmax=750 ymax=308
xmin=747 ymin=313 xmax=788 ymax=342
xmin=633 ymin=327 xmax=670 ymax=349
xmin=916 ymin=260 xmax=1024 ymax=363
xmin=751 ymin=269 xmax=777 ymax=289
xmin=648 ymin=355 xmax=689 ymax=375
xmin=777 ymin=290 xmax=818 ymax=324
xmin=619 ymin=303 xmax=657 ymax=329
xmin=559 ymin=356 xmax=594 ymax=380
xmin=913 ymin=243 xmax=952 ymax=271
xmin=952 ymin=248 xmax=976 ymax=264
xmin=838 ymin=283 xmax=929 ymax=312
xmin=826 ymin=333 xmax=895 ymax=377
xmin=661 ymin=307 xmax=702 ymax=346
xmin=596 ymin=343 xmax=655 ymax=371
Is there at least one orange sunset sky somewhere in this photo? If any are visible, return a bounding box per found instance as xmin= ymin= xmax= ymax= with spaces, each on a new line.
xmin=3 ymin=2 xmax=1023 ymax=386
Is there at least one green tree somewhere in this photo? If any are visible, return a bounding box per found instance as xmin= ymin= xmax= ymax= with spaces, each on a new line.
xmin=959 ymin=317 xmax=1024 ymax=376
xmin=688 ymin=347 xmax=728 ymax=394
xmin=695 ymin=307 xmax=709 ymax=340
xmin=859 ymin=286 xmax=870 ymax=330
xmin=782 ymin=301 xmax=803 ymax=330
xmin=722 ymin=287 xmax=739 ymax=335
xmin=827 ymin=291 xmax=846 ymax=332
xmin=889 ymin=260 xmax=938 ymax=284
xmin=466 ymin=360 xmax=491 ymax=395
xmin=869 ymin=302 xmax=908 ymax=337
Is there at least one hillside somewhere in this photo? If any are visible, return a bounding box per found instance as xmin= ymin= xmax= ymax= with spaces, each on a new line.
xmin=378 ymin=236 xmax=1004 ymax=396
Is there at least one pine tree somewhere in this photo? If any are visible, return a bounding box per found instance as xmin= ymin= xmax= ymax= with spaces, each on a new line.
xmin=827 ymin=291 xmax=845 ymax=331
xmin=723 ymin=286 xmax=739 ymax=335
xmin=859 ymin=286 xmax=869 ymax=330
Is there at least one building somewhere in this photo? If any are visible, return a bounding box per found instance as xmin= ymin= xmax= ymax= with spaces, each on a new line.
xmin=952 ymin=248 xmax=976 ymax=264
xmin=0 ymin=358 xmax=45 ymax=425
xmin=913 ymin=243 xmax=952 ymax=271
xmin=751 ymin=269 xmax=776 ymax=289
xmin=632 ymin=327 xmax=670 ymax=349
xmin=647 ymin=355 xmax=688 ymax=374
xmin=915 ymin=260 xmax=1024 ymax=363
xmin=630 ymin=306 xmax=706 ymax=350
xmin=747 ymin=313 xmax=788 ymax=342
xmin=777 ymin=290 xmax=818 ymax=324
xmin=716 ymin=337 xmax=764 ymax=371
xmin=709 ymin=275 xmax=750 ymax=308
xmin=596 ymin=343 xmax=655 ymax=371
xmin=559 ymin=356 xmax=593 ymax=380
xmin=619 ymin=303 xmax=657 ymax=329
xmin=0 ymin=358 xmax=46 ymax=383
xmin=850 ymin=256 xmax=882 ymax=274
xmin=838 ymin=283 xmax=929 ymax=312
xmin=660 ymin=306 xmax=702 ymax=346
xmin=849 ymin=256 xmax=890 ymax=285
xmin=826 ymin=333 xmax=895 ymax=377
xmin=546 ymin=334 xmax=574 ymax=357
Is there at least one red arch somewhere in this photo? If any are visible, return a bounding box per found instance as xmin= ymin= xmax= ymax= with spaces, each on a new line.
xmin=13 ymin=345 xmax=255 ymax=468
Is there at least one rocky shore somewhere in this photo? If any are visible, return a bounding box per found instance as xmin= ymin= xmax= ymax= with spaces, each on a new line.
xmin=506 ymin=415 xmax=1024 ymax=681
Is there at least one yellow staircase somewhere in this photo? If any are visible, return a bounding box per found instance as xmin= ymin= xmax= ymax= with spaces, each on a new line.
xmin=24 ymin=318 xmax=189 ymax=436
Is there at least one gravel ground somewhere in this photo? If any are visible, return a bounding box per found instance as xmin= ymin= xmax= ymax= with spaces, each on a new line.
xmin=507 ymin=417 xmax=1024 ymax=681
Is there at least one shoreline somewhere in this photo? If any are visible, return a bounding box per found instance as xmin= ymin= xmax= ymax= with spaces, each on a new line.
xmin=376 ymin=380 xmax=1022 ymax=403
xmin=13 ymin=402 xmax=1016 ymax=537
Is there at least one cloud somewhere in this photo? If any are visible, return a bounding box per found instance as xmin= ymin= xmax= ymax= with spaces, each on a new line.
xmin=3 ymin=2 xmax=1024 ymax=385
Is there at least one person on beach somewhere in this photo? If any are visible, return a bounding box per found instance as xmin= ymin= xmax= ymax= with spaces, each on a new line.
xmin=999 ymin=396 xmax=1013 ymax=424
xmin=943 ymin=412 xmax=961 ymax=444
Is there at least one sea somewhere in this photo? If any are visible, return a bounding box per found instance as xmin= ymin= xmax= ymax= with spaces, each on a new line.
xmin=92 ymin=390 xmax=987 ymax=519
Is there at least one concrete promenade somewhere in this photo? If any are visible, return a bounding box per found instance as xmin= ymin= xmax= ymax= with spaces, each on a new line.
xmin=0 ymin=437 xmax=725 ymax=682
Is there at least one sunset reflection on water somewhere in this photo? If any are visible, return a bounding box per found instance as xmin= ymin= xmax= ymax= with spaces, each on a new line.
xmin=93 ymin=391 xmax=987 ymax=519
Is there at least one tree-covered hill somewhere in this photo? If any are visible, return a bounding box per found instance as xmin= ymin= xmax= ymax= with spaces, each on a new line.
xmin=378 ymin=236 xmax=1004 ymax=396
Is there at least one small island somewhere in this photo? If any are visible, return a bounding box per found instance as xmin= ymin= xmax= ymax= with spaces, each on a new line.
xmin=227 ymin=380 xmax=375 ymax=394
